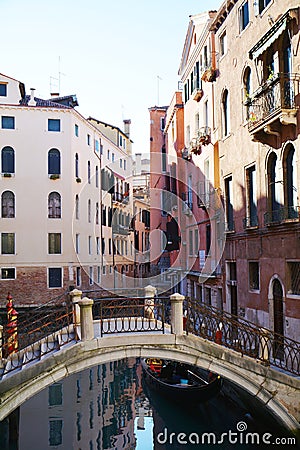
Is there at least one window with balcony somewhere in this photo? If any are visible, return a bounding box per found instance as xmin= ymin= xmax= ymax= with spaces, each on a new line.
xmin=1 ymin=191 xmax=15 ymax=218
xmin=1 ymin=146 xmax=14 ymax=174
xmin=48 ymin=192 xmax=61 ymax=218
xmin=239 ymin=1 xmax=249 ymax=32
xmin=48 ymin=149 xmax=60 ymax=175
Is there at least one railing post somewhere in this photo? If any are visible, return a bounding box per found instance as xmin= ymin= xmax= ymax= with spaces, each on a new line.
xmin=170 ymin=292 xmax=184 ymax=336
xmin=259 ymin=328 xmax=270 ymax=364
xmin=78 ymin=297 xmax=94 ymax=341
xmin=69 ymin=289 xmax=82 ymax=327
xmin=144 ymin=285 xmax=156 ymax=319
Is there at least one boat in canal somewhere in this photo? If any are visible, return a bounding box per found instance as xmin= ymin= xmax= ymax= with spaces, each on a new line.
xmin=141 ymin=358 xmax=222 ymax=404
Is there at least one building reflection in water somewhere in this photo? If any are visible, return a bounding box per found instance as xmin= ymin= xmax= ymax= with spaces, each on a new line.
xmin=16 ymin=358 xmax=150 ymax=450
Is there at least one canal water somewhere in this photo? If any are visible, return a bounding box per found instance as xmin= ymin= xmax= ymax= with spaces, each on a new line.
xmin=0 ymin=358 xmax=297 ymax=449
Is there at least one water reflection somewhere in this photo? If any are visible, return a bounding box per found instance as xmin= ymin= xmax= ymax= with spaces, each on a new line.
xmin=0 ymin=358 xmax=297 ymax=449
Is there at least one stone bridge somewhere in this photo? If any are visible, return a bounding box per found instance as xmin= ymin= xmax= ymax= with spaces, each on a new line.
xmin=0 ymin=289 xmax=299 ymax=436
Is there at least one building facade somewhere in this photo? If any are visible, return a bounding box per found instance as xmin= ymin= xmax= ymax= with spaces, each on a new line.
xmin=0 ymin=74 xmax=134 ymax=305
xmin=211 ymin=0 xmax=299 ymax=341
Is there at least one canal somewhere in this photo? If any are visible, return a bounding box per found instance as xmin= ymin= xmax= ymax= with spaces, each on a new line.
xmin=0 ymin=358 xmax=297 ymax=449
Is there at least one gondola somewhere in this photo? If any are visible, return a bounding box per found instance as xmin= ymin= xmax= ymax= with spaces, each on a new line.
xmin=141 ymin=358 xmax=222 ymax=404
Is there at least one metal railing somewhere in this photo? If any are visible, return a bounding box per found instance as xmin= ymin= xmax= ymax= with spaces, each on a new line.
xmin=243 ymin=214 xmax=258 ymax=229
xmin=248 ymin=73 xmax=300 ymax=131
xmin=185 ymin=298 xmax=300 ymax=375
xmin=264 ymin=205 xmax=299 ymax=226
xmin=93 ymin=296 xmax=170 ymax=336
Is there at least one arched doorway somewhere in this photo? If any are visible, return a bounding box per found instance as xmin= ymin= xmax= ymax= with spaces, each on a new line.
xmin=273 ymin=279 xmax=284 ymax=360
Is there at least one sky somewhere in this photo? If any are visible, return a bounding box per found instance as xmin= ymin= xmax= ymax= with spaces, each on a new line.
xmin=1 ymin=0 xmax=222 ymax=153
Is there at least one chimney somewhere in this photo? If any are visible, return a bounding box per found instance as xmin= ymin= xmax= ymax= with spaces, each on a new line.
xmin=51 ymin=92 xmax=60 ymax=98
xmin=123 ymin=119 xmax=131 ymax=138
xmin=28 ymin=88 xmax=36 ymax=106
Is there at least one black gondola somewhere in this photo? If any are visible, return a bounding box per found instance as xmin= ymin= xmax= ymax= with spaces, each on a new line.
xmin=141 ymin=358 xmax=222 ymax=404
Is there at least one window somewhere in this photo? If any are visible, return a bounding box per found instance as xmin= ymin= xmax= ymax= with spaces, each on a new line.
xmin=89 ymin=266 xmax=93 ymax=285
xmin=112 ymin=153 xmax=115 ymax=162
xmin=283 ymin=144 xmax=297 ymax=219
xmin=97 ymin=266 xmax=101 ymax=283
xmin=96 ymin=202 xmax=99 ymax=224
xmin=48 ymin=268 xmax=62 ymax=288
xmin=161 ymin=145 xmax=167 ymax=172
xmin=0 ymin=83 xmax=7 ymax=96
xmin=225 ymin=176 xmax=234 ymax=231
xmin=1 ymin=268 xmax=15 ymax=279
xmin=194 ymin=229 xmax=199 ymax=255
xmin=95 ymin=166 xmax=99 ymax=187
xmin=287 ymin=262 xmax=300 ymax=295
xmin=189 ymin=230 xmax=193 ymax=255
xmin=48 ymin=149 xmax=61 ymax=175
xmin=107 ymin=150 xmax=110 ymax=160
xmin=109 ymin=238 xmax=112 ymax=255
xmin=239 ymin=1 xmax=249 ymax=32
xmin=258 ymin=0 xmax=271 ymax=14
xmin=220 ymin=31 xmax=227 ymax=57
xmin=76 ymin=267 xmax=81 ymax=286
xmin=75 ymin=234 xmax=80 ymax=253
xmin=49 ymin=419 xmax=63 ymax=446
xmin=75 ymin=124 xmax=79 ymax=136
xmin=267 ymin=152 xmax=280 ymax=222
xmin=249 ymin=262 xmax=259 ymax=290
xmin=75 ymin=195 xmax=79 ymax=220
xmin=96 ymin=237 xmax=100 ymax=254
xmin=88 ymin=199 xmax=91 ymax=223
xmin=48 ymin=192 xmax=61 ymax=218
xmin=1 ymin=146 xmax=14 ymax=174
xmin=48 ymin=119 xmax=60 ymax=132
xmin=2 ymin=116 xmax=15 ymax=129
xmin=88 ymin=236 xmax=92 ymax=254
xmin=87 ymin=134 xmax=91 ymax=145
xmin=48 ymin=233 xmax=61 ymax=254
xmin=88 ymin=161 xmax=91 ymax=183
xmin=245 ymin=166 xmax=257 ymax=227
xmin=124 ymin=160 xmax=126 ymax=170
xmin=1 ymin=233 xmax=15 ymax=254
xmin=206 ymin=224 xmax=211 ymax=256
xmin=120 ymin=159 xmax=122 ymax=168
xmin=222 ymin=89 xmax=230 ymax=137
xmin=160 ymin=117 xmax=165 ymax=131
xmin=1 ymin=191 xmax=15 ymax=218
xmin=49 ymin=384 xmax=62 ymax=406
xmin=95 ymin=139 xmax=99 ymax=153
xmin=102 ymin=238 xmax=105 ymax=255
xmin=75 ymin=153 xmax=79 ymax=178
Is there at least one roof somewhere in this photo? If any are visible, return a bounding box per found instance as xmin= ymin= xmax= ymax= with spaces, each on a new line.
xmin=19 ymin=96 xmax=71 ymax=109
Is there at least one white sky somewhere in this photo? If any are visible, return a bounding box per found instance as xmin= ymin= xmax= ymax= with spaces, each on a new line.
xmin=1 ymin=0 xmax=221 ymax=153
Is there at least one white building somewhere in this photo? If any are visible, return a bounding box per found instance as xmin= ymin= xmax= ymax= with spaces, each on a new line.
xmin=0 ymin=73 xmax=133 ymax=306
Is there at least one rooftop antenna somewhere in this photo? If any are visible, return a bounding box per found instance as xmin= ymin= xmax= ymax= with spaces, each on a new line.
xmin=50 ymin=57 xmax=65 ymax=95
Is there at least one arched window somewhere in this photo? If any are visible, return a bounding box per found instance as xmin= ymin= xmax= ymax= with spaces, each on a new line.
xmin=48 ymin=192 xmax=61 ymax=218
xmin=267 ymin=152 xmax=280 ymax=223
xmin=283 ymin=144 xmax=297 ymax=218
xmin=48 ymin=149 xmax=60 ymax=175
xmin=75 ymin=194 xmax=79 ymax=220
xmin=75 ymin=153 xmax=79 ymax=178
xmin=1 ymin=146 xmax=14 ymax=174
xmin=222 ymin=89 xmax=230 ymax=137
xmin=243 ymin=67 xmax=252 ymax=120
xmin=1 ymin=191 xmax=15 ymax=218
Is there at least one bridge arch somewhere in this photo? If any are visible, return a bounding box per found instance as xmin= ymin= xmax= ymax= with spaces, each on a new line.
xmin=0 ymin=334 xmax=299 ymax=434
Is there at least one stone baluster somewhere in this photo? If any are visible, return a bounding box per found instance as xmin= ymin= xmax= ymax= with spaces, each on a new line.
xmin=69 ymin=289 xmax=82 ymax=329
xmin=259 ymin=328 xmax=270 ymax=364
xmin=78 ymin=297 xmax=94 ymax=341
xmin=170 ymin=293 xmax=184 ymax=336
xmin=144 ymin=285 xmax=156 ymax=319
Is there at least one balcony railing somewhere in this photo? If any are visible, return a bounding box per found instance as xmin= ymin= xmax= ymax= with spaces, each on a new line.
xmin=189 ymin=127 xmax=211 ymax=155
xmin=112 ymin=224 xmax=131 ymax=235
xmin=248 ymin=73 xmax=299 ymax=133
xmin=264 ymin=206 xmax=299 ymax=226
